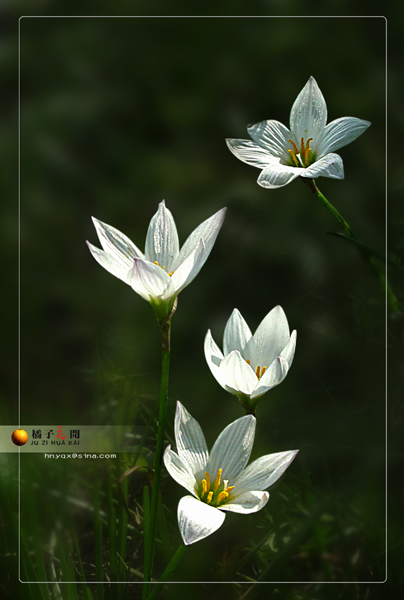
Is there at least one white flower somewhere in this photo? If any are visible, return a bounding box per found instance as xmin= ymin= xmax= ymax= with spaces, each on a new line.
xmin=204 ymin=306 xmax=296 ymax=407
xmin=164 ymin=401 xmax=298 ymax=545
xmin=87 ymin=201 xmax=226 ymax=319
xmin=226 ymin=76 xmax=371 ymax=189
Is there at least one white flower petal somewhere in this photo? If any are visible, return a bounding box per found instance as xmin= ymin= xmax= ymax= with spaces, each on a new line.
xmin=207 ymin=414 xmax=256 ymax=482
xmin=220 ymin=350 xmax=257 ymax=396
xmin=303 ymin=153 xmax=344 ymax=180
xmin=225 ymin=139 xmax=272 ymax=169
xmin=220 ymin=490 xmax=269 ymax=514
xmin=163 ymin=447 xmax=198 ymax=496
xmin=128 ymin=258 xmax=175 ymax=302
xmin=178 ymin=495 xmax=226 ymax=545
xmin=235 ymin=450 xmax=299 ymax=495
xmin=280 ymin=330 xmax=297 ymax=367
xmin=173 ymin=207 xmax=226 ymax=272
xmin=174 ymin=402 xmax=209 ymax=480
xmin=316 ymin=116 xmax=371 ymax=158
xmin=249 ymin=305 xmax=291 ymax=367
xmin=251 ymin=357 xmax=289 ymax=400
xmin=257 ymin=159 xmax=303 ymax=189
xmin=204 ymin=330 xmax=229 ymax=390
xmin=144 ymin=200 xmax=179 ymax=270
xmin=223 ymin=308 xmax=252 ymax=356
xmin=170 ymin=239 xmax=206 ymax=294
xmin=92 ymin=217 xmax=144 ymax=266
xmin=247 ymin=119 xmax=292 ymax=160
xmin=290 ymin=76 xmax=327 ymax=142
xmin=87 ymin=241 xmax=131 ymax=284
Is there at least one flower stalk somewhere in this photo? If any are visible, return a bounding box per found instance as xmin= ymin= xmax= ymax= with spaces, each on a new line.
xmin=303 ymin=178 xmax=397 ymax=312
xmin=143 ymin=315 xmax=172 ymax=598
xmin=302 ymin=178 xmax=356 ymax=239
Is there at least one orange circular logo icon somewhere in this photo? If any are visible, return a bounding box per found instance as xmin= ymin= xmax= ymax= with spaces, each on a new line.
xmin=12 ymin=429 xmax=29 ymax=446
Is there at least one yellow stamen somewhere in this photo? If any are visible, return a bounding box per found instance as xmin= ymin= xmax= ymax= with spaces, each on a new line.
xmin=154 ymin=260 xmax=174 ymax=275
xmin=288 ymin=139 xmax=299 ymax=155
xmin=224 ymin=485 xmax=235 ymax=493
xmin=287 ymin=149 xmax=299 ymax=167
xmin=201 ymin=479 xmax=207 ymax=495
xmin=300 ymin=137 xmax=306 ymax=158
xmin=214 ymin=468 xmax=222 ymax=491
xmin=217 ymin=491 xmax=229 ymax=504
xmin=207 ymin=491 xmax=213 ymax=504
xmin=205 ymin=472 xmax=210 ymax=491
xmin=246 ymin=359 xmax=251 ymax=365
xmin=288 ymin=140 xmax=300 ymax=167
xmin=255 ymin=365 xmax=268 ymax=379
xmin=305 ymin=137 xmax=313 ymax=165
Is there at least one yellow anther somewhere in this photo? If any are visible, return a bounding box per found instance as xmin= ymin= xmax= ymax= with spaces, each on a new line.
xmin=217 ymin=491 xmax=229 ymax=504
xmin=305 ymin=137 xmax=313 ymax=165
xmin=204 ymin=472 xmax=210 ymax=491
xmin=154 ymin=260 xmax=174 ymax=275
xmin=214 ymin=468 xmax=222 ymax=491
xmin=246 ymin=359 xmax=251 ymax=365
xmin=224 ymin=485 xmax=235 ymax=494
xmin=255 ymin=365 xmax=267 ymax=379
xmin=201 ymin=479 xmax=207 ymax=495
xmin=287 ymin=149 xmax=299 ymax=167
xmin=207 ymin=491 xmax=213 ymax=504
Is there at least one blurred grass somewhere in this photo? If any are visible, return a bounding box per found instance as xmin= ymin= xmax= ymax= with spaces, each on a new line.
xmin=0 ymin=3 xmax=402 ymax=600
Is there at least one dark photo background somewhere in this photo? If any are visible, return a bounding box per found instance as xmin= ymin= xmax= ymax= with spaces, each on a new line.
xmin=1 ymin=6 xmax=403 ymax=600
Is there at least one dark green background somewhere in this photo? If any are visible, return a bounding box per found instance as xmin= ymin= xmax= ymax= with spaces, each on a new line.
xmin=1 ymin=2 xmax=403 ymax=599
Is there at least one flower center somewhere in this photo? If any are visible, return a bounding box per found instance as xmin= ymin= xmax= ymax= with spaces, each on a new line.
xmin=246 ymin=359 xmax=267 ymax=380
xmin=287 ymin=137 xmax=314 ymax=168
xmin=199 ymin=467 xmax=235 ymax=507
xmin=153 ymin=260 xmax=174 ymax=277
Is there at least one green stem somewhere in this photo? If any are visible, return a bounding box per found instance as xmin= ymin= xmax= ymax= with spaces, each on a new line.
xmin=143 ymin=317 xmax=171 ymax=598
xmin=303 ymin=178 xmax=397 ymax=312
xmin=303 ymin=178 xmax=357 ymax=238
xmin=145 ymin=544 xmax=187 ymax=600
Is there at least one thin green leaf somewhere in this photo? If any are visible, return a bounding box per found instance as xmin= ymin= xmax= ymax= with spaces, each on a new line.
xmin=93 ymin=481 xmax=104 ymax=600
xmin=157 ymin=494 xmax=172 ymax=563
xmin=327 ymin=231 xmax=398 ymax=268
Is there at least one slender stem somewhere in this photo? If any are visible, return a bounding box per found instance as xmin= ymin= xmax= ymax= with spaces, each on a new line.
xmin=145 ymin=544 xmax=187 ymax=600
xmin=303 ymin=178 xmax=358 ymax=238
xmin=143 ymin=317 xmax=171 ymax=598
xmin=236 ymin=392 xmax=256 ymax=416
xmin=303 ymin=178 xmax=397 ymax=312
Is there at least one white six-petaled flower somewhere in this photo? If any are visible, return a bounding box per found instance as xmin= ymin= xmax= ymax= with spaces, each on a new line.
xmin=164 ymin=401 xmax=298 ymax=545
xmin=226 ymin=76 xmax=371 ymax=189
xmin=205 ymin=306 xmax=296 ymax=407
xmin=87 ymin=201 xmax=226 ymax=319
